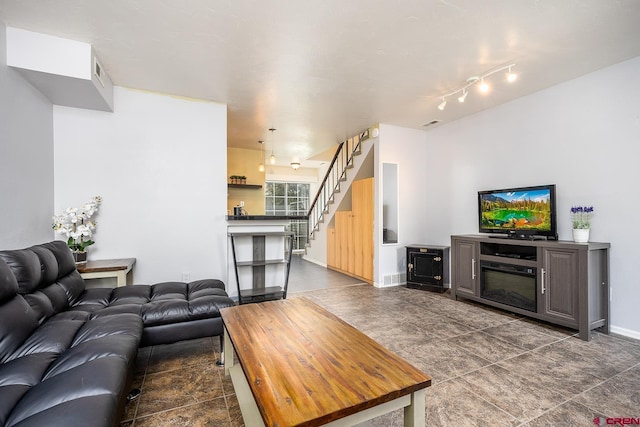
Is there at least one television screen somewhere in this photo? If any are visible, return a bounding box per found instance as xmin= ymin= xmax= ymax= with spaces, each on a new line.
xmin=478 ymin=184 xmax=557 ymax=239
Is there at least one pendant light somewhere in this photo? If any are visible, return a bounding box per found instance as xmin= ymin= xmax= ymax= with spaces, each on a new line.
xmin=258 ymin=140 xmax=265 ymax=172
xmin=268 ymin=127 xmax=276 ymax=165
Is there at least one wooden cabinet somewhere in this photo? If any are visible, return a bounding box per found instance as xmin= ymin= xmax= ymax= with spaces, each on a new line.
xmin=451 ymin=238 xmax=478 ymax=297
xmin=328 ymin=177 xmax=374 ymax=283
xmin=450 ymin=234 xmax=609 ymax=341
xmin=352 ymin=178 xmax=374 ymax=282
xmin=335 ymin=211 xmax=352 ymax=272
xmin=326 ymin=227 xmax=337 ymax=269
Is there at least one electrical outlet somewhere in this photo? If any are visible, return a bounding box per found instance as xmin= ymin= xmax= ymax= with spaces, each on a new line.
xmin=182 ymin=272 xmax=190 ymax=282
xmin=240 ymin=200 xmax=245 ymax=207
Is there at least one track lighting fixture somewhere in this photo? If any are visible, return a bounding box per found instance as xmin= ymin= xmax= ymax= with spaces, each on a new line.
xmin=436 ymin=63 xmax=517 ymax=111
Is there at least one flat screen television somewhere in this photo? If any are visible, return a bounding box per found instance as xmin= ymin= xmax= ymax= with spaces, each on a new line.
xmin=478 ymin=184 xmax=557 ymax=240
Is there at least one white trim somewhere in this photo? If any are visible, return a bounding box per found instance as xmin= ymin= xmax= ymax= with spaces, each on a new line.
xmin=610 ymin=325 xmax=640 ymax=341
xmin=301 ymin=255 xmax=326 ymax=268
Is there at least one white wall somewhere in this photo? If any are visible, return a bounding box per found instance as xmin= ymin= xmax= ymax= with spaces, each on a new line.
xmin=0 ymin=21 xmax=55 ymax=249
xmin=53 ymin=87 xmax=228 ymax=285
xmin=422 ymin=56 xmax=640 ymax=338
xmin=375 ymin=124 xmax=429 ymax=286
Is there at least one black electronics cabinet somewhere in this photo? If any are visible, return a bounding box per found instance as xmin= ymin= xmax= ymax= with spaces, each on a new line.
xmin=406 ymin=244 xmax=450 ymax=293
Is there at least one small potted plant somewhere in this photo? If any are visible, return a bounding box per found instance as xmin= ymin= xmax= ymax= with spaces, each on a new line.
xmin=240 ymin=175 xmax=247 ymax=185
xmin=570 ymin=205 xmax=594 ymax=243
xmin=52 ymin=196 xmax=102 ymax=264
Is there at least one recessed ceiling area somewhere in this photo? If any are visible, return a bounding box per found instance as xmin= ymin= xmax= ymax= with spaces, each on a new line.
xmin=2 ymin=0 xmax=639 ymax=167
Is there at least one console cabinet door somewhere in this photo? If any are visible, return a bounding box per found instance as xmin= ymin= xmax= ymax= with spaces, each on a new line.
xmin=540 ymin=248 xmax=579 ymax=326
xmin=452 ymin=239 xmax=478 ymax=297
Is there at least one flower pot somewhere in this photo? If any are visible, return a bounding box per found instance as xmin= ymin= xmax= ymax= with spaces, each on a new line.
xmin=72 ymin=250 xmax=87 ymax=265
xmin=572 ymin=229 xmax=590 ymax=243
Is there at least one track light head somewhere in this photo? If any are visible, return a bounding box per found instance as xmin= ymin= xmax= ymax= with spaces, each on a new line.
xmin=506 ymin=66 xmax=517 ymax=82
xmin=458 ymin=90 xmax=468 ymax=103
xmin=438 ymin=98 xmax=447 ymax=111
xmin=479 ymin=79 xmax=489 ymax=93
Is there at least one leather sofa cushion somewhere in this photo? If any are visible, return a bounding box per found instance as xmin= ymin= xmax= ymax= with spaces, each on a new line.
xmin=0 ymin=259 xmax=18 ymax=304
xmin=0 ymin=312 xmax=142 ymax=426
xmin=71 ymin=279 xmax=233 ymax=327
xmin=0 ymin=296 xmax=40 ymax=364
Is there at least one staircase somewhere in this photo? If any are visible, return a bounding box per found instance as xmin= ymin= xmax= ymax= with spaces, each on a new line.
xmin=305 ymin=128 xmax=373 ymax=255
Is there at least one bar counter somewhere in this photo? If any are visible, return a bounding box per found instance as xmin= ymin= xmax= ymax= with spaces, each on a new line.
xmin=225 ymin=215 xmax=308 ymax=221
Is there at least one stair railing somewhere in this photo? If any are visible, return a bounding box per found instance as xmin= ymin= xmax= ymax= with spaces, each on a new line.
xmin=306 ymin=128 xmax=370 ymax=242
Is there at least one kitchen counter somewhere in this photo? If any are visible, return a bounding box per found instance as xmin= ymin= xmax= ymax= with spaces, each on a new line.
xmin=226 ymin=215 xmax=308 ymax=221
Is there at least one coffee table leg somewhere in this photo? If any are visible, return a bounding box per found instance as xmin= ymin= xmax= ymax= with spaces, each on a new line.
xmin=223 ymin=327 xmax=234 ymax=377
xmin=404 ymin=388 xmax=425 ymax=427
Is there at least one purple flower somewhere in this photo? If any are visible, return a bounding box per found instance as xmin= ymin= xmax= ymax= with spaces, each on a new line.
xmin=570 ymin=205 xmax=594 ymax=229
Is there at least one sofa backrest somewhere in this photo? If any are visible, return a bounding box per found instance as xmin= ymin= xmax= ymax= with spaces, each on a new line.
xmin=0 ymin=255 xmax=39 ymax=363
xmin=0 ymin=241 xmax=86 ymax=326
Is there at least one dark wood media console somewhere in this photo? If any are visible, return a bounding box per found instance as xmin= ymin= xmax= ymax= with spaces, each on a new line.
xmin=451 ymin=234 xmax=610 ymax=341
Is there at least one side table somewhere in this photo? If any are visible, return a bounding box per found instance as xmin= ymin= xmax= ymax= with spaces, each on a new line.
xmin=77 ymin=258 xmax=136 ymax=287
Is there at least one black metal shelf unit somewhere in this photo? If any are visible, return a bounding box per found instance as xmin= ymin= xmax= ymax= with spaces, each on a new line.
xmin=229 ymin=231 xmax=294 ymax=304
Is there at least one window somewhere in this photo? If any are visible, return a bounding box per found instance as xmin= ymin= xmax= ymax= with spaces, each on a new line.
xmin=265 ymin=182 xmax=310 ymax=250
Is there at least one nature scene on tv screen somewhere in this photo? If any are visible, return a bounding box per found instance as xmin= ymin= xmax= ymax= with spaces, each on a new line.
xmin=480 ymin=189 xmax=552 ymax=231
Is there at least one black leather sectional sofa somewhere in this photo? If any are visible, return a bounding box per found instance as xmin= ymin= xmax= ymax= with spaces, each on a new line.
xmin=0 ymin=241 xmax=235 ymax=427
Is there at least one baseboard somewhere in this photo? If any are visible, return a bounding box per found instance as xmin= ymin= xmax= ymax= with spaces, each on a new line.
xmin=301 ymin=255 xmax=326 ymax=268
xmin=373 ymin=281 xmax=403 ymax=289
xmin=610 ymin=325 xmax=640 ymax=341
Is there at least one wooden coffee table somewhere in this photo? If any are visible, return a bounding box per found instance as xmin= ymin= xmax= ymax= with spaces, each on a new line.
xmin=220 ymin=297 xmax=431 ymax=426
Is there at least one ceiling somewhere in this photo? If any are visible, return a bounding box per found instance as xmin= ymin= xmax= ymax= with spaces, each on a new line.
xmin=2 ymin=1 xmax=640 ymax=167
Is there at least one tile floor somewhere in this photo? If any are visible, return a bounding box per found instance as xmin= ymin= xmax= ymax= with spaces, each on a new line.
xmin=121 ymin=259 xmax=640 ymax=426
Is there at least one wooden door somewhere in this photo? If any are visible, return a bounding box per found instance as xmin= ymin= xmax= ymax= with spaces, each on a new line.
xmin=335 ymin=211 xmax=352 ymax=272
xmin=352 ymin=178 xmax=374 ymax=282
xmin=326 ymin=227 xmax=336 ymax=268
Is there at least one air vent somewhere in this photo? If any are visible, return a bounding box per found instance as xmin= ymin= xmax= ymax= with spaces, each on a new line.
xmin=422 ymin=120 xmax=440 ymax=127
xmin=94 ymin=56 xmax=105 ymax=87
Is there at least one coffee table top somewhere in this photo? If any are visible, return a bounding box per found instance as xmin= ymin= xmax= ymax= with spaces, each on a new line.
xmin=220 ymin=297 xmax=431 ymax=426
